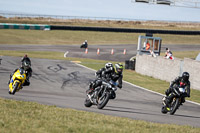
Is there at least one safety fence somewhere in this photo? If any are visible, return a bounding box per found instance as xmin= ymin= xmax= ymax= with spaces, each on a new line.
xmin=0 ymin=23 xmax=50 ymax=30
xmin=50 ymin=25 xmax=200 ymax=35
xmin=1 ymin=23 xmax=200 ymax=35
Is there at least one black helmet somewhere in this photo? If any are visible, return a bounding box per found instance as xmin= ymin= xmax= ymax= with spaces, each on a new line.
xmin=182 ymin=72 xmax=189 ymax=82
xmin=114 ymin=63 xmax=123 ymax=74
xmin=22 ymin=59 xmax=31 ymax=71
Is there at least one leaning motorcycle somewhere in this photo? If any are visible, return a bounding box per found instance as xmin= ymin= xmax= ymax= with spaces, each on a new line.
xmin=84 ymin=80 xmax=118 ymax=109
xmin=161 ymin=86 xmax=187 ymax=115
xmin=8 ymin=68 xmax=26 ymax=95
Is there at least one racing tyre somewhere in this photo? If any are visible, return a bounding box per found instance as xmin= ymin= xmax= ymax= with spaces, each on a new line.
xmin=12 ymin=82 xmax=19 ymax=95
xmin=161 ymin=106 xmax=168 ymax=114
xmin=97 ymin=92 xmax=110 ymax=109
xmin=84 ymin=97 xmax=92 ymax=107
xmin=170 ymin=98 xmax=180 ymax=115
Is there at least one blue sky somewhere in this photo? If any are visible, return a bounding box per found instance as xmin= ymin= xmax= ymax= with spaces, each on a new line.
xmin=0 ymin=0 xmax=200 ymax=22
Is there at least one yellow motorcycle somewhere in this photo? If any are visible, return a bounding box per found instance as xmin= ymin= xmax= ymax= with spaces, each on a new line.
xmin=8 ymin=68 xmax=26 ymax=95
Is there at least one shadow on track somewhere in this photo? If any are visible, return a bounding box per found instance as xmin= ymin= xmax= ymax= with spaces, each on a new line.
xmin=174 ymin=114 xmax=200 ymax=119
xmin=105 ymin=105 xmax=161 ymax=117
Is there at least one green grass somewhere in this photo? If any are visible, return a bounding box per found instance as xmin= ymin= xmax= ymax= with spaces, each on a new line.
xmin=1 ymin=29 xmax=200 ymax=45
xmin=160 ymin=51 xmax=200 ymax=60
xmin=172 ymin=51 xmax=200 ymax=59
xmin=0 ymin=98 xmax=200 ymax=133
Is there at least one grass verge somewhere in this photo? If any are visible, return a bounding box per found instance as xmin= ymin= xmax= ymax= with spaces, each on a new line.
xmin=1 ymin=29 xmax=200 ymax=45
xmin=160 ymin=51 xmax=200 ymax=59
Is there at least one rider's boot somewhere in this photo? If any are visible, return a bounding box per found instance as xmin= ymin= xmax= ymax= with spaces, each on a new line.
xmin=164 ymin=94 xmax=174 ymax=107
xmin=165 ymin=87 xmax=172 ymax=96
xmin=180 ymin=97 xmax=185 ymax=105
xmin=86 ymin=82 xmax=95 ymax=95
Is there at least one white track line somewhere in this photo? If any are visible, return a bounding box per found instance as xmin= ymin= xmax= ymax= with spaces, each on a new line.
xmin=75 ymin=63 xmax=200 ymax=106
xmin=64 ymin=51 xmax=69 ymax=57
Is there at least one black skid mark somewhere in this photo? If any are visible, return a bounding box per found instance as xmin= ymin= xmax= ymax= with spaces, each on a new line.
xmin=32 ymin=72 xmax=55 ymax=83
xmin=61 ymin=72 xmax=94 ymax=91
xmin=47 ymin=64 xmax=67 ymax=73
xmin=61 ymin=71 xmax=81 ymax=89
xmin=7 ymin=60 xmax=20 ymax=66
xmin=0 ymin=68 xmax=10 ymax=73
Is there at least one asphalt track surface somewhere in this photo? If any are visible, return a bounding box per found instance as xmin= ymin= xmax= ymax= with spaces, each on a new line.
xmin=0 ymin=55 xmax=200 ymax=127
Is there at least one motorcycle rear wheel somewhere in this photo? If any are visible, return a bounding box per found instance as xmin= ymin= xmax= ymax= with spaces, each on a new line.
xmin=161 ymin=106 xmax=168 ymax=114
xmin=84 ymin=97 xmax=92 ymax=107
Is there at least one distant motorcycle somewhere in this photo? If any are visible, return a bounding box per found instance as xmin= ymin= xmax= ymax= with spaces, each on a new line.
xmin=161 ymin=86 xmax=187 ymax=115
xmin=84 ymin=80 xmax=118 ymax=109
xmin=8 ymin=68 xmax=26 ymax=95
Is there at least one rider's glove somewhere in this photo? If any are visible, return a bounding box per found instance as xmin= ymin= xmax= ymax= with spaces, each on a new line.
xmin=117 ymin=84 xmax=122 ymax=89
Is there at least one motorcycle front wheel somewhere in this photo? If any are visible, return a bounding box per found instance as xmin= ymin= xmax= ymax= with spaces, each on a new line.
xmin=97 ymin=91 xmax=110 ymax=109
xmin=170 ymin=98 xmax=180 ymax=115
xmin=12 ymin=82 xmax=19 ymax=95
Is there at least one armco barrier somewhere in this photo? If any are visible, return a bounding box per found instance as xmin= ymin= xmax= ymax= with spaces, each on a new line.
xmin=135 ymin=54 xmax=200 ymax=90
xmin=50 ymin=25 xmax=200 ymax=35
xmin=0 ymin=23 xmax=50 ymax=30
xmin=1 ymin=23 xmax=200 ymax=35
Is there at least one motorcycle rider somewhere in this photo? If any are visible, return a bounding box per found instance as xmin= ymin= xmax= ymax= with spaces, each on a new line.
xmin=21 ymin=58 xmax=32 ymax=86
xmin=164 ymin=72 xmax=190 ymax=106
xmin=87 ymin=62 xmax=123 ymax=99
xmin=21 ymin=54 xmax=31 ymax=66
xmin=80 ymin=40 xmax=88 ymax=48
xmin=8 ymin=55 xmax=32 ymax=86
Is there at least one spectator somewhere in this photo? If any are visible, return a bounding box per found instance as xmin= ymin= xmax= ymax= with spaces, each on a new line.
xmin=164 ymin=48 xmax=174 ymax=60
xmin=146 ymin=41 xmax=150 ymax=50
xmin=80 ymin=40 xmax=88 ymax=48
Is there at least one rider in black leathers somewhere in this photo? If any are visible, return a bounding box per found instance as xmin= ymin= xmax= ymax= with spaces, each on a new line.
xmin=164 ymin=72 xmax=190 ymax=106
xmin=88 ymin=63 xmax=123 ymax=99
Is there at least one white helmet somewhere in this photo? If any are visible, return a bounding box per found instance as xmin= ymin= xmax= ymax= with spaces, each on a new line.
xmin=105 ymin=62 xmax=113 ymax=69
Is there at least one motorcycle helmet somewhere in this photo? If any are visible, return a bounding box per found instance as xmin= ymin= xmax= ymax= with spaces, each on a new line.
xmin=24 ymin=54 xmax=28 ymax=58
xmin=182 ymin=72 xmax=189 ymax=82
xmin=105 ymin=62 xmax=113 ymax=69
xmin=114 ymin=63 xmax=123 ymax=74
xmin=22 ymin=59 xmax=31 ymax=71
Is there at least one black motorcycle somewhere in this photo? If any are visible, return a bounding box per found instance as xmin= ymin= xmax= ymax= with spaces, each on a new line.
xmin=161 ymin=86 xmax=187 ymax=115
xmin=84 ymin=80 xmax=118 ymax=109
